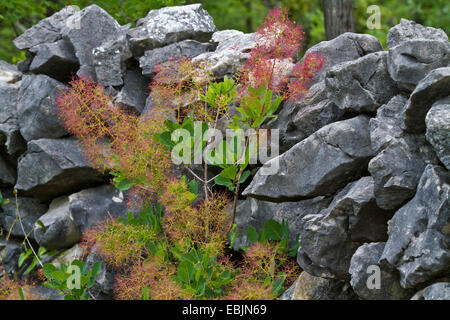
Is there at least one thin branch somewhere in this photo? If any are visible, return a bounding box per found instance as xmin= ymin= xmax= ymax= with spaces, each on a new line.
xmin=185 ymin=167 xmax=206 ymax=183
xmin=15 ymin=191 xmax=43 ymax=268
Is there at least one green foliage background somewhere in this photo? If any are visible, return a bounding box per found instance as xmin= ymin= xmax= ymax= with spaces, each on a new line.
xmin=0 ymin=0 xmax=449 ymax=62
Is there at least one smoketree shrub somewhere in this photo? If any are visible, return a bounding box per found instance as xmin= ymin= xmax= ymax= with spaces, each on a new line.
xmin=55 ymin=8 xmax=322 ymax=300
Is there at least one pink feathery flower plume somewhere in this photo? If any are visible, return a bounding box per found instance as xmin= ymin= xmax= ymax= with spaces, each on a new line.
xmin=239 ymin=8 xmax=324 ymax=101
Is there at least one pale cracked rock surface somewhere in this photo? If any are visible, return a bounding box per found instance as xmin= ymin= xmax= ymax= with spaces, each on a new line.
xmin=128 ymin=4 xmax=217 ymax=57
xmin=387 ymin=18 xmax=449 ymax=49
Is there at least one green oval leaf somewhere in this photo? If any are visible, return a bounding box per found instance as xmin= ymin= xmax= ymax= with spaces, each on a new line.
xmin=264 ymin=219 xmax=283 ymax=241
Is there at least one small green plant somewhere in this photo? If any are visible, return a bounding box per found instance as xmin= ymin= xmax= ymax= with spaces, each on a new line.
xmin=118 ymin=203 xmax=164 ymax=234
xmin=245 ymin=219 xmax=299 ymax=257
xmin=173 ymin=247 xmax=234 ymax=298
xmin=41 ymin=260 xmax=102 ymax=300
xmin=18 ymin=245 xmax=57 ymax=276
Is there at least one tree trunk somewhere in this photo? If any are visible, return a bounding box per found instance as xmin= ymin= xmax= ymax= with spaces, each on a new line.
xmin=322 ymin=0 xmax=355 ymax=40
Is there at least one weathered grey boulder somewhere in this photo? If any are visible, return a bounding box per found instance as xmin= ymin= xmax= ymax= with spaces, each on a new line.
xmin=29 ymin=39 xmax=79 ymax=82
xmin=349 ymin=242 xmax=414 ymax=300
xmin=0 ymin=61 xmax=22 ymax=83
xmin=0 ymin=81 xmax=26 ymax=157
xmin=368 ymin=134 xmax=438 ymax=211
xmin=15 ymin=138 xmax=106 ymax=201
xmin=233 ymin=196 xmax=332 ymax=250
xmin=140 ymin=40 xmax=213 ymax=77
xmin=33 ymin=196 xmax=81 ymax=250
xmin=280 ymin=272 xmax=357 ymax=300
xmin=300 ymin=32 xmax=383 ymax=82
xmin=31 ymin=185 xmax=128 ymax=250
xmin=13 ymin=6 xmax=78 ymax=50
xmin=387 ymin=19 xmax=449 ymax=49
xmin=411 ymin=282 xmax=450 ymax=300
xmin=369 ymin=95 xmax=408 ymax=154
xmin=193 ymin=32 xmax=257 ymax=79
xmin=210 ymin=29 xmax=244 ymax=44
xmin=68 ymin=185 xmax=129 ymax=233
xmin=84 ymin=246 xmax=116 ymax=299
xmin=115 ymin=68 xmax=149 ymax=114
xmin=425 ymin=98 xmax=450 ymax=170
xmin=243 ymin=116 xmax=374 ymax=202
xmin=17 ymin=74 xmax=67 ymax=142
xmin=128 ymin=4 xmax=216 ymax=57
xmin=326 ymin=51 xmax=398 ymax=113
xmin=0 ymin=238 xmax=22 ymax=274
xmin=379 ymin=165 xmax=450 ymax=289
xmin=368 ymin=94 xmax=440 ymax=211
xmin=297 ymin=177 xmax=392 ymax=280
xmin=402 ymin=67 xmax=450 ymax=133
xmin=62 ymin=5 xmax=121 ymax=80
xmin=0 ymin=196 xmax=48 ymax=240
xmin=268 ymin=81 xmax=345 ymax=153
xmin=92 ymin=32 xmax=132 ymax=87
xmin=49 ymin=243 xmax=85 ymax=269
xmin=387 ymin=40 xmax=450 ymax=91
xmin=0 ymin=155 xmax=16 ymax=187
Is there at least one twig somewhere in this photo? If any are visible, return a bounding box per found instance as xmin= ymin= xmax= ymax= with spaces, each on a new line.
xmin=15 ymin=191 xmax=43 ymax=268
xmin=185 ymin=167 xmax=205 ymax=184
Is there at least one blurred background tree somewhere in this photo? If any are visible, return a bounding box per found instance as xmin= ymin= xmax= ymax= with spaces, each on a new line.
xmin=0 ymin=0 xmax=449 ymax=62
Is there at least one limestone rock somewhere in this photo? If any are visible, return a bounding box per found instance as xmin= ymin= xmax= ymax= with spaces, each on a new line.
xmin=297 ymin=177 xmax=392 ymax=280
xmin=326 ymin=51 xmax=398 ymax=113
xmin=243 ymin=116 xmax=374 ymax=202
xmin=425 ymin=98 xmax=450 ymax=170
xmin=0 ymin=196 xmax=48 ymax=240
xmin=233 ymin=196 xmax=332 ymax=250
xmin=13 ymin=6 xmax=78 ymax=50
xmin=128 ymin=4 xmax=216 ymax=57
xmin=140 ymin=40 xmax=213 ymax=77
xmin=92 ymin=32 xmax=132 ymax=87
xmin=368 ymin=134 xmax=438 ymax=210
xmin=411 ymin=282 xmax=450 ymax=300
xmin=62 ymin=5 xmax=122 ymax=80
xmin=15 ymin=138 xmax=106 ymax=201
xmin=349 ymin=242 xmax=414 ymax=300
xmin=402 ymin=67 xmax=450 ymax=133
xmin=193 ymin=32 xmax=257 ymax=79
xmin=29 ymin=39 xmax=79 ymax=82
xmin=387 ymin=40 xmax=450 ymax=91
xmin=387 ymin=19 xmax=448 ymax=49
xmin=33 ymin=196 xmax=81 ymax=250
xmin=280 ymin=272 xmax=357 ymax=300
xmin=379 ymin=165 xmax=450 ymax=288
xmin=17 ymin=74 xmax=68 ymax=142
